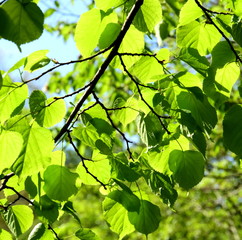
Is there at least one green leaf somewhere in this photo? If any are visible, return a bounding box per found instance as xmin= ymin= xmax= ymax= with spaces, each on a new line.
xmin=130 ymin=55 xmax=164 ymax=83
xmin=115 ymin=96 xmax=139 ymax=127
xmin=35 ymin=195 xmax=59 ymax=223
xmin=29 ymin=90 xmax=66 ymax=127
xmin=147 ymin=135 xmax=190 ymax=175
xmin=73 ymin=125 xmax=100 ymax=148
xmin=24 ymin=50 xmax=50 ymax=72
xmin=179 ymin=47 xmax=210 ymax=76
xmin=134 ymin=0 xmax=162 ymax=33
xmin=0 ymin=229 xmax=12 ymax=240
xmin=114 ymin=25 xmax=144 ymax=69
xmin=76 ymin=152 xmax=111 ymax=185
xmin=7 ymin=119 xmax=54 ymax=177
xmin=128 ymin=200 xmax=161 ymax=235
xmin=107 ymin=190 xmax=140 ymax=212
xmin=75 ymin=9 xmax=102 ymax=57
xmin=211 ymin=41 xmax=236 ymax=68
xmin=103 ymin=197 xmax=135 ymax=238
xmin=146 ymin=171 xmax=177 ymax=207
xmin=232 ymin=21 xmax=242 ymax=47
xmin=99 ymin=23 xmax=121 ymax=49
xmin=177 ymin=91 xmax=217 ymax=133
xmin=177 ymin=21 xmax=221 ymax=55
xmin=223 ymin=104 xmax=242 ymax=156
xmin=0 ymin=79 xmax=28 ymax=123
xmin=0 ymin=130 xmax=23 ymax=173
xmin=75 ymin=228 xmax=100 ymax=240
xmin=43 ymin=165 xmax=78 ymax=201
xmin=25 ymin=176 xmax=38 ymax=199
xmin=168 ymin=150 xmax=205 ymax=189
xmin=179 ymin=0 xmax=203 ymax=26
xmin=137 ymin=112 xmax=165 ymax=147
xmin=109 ymin=153 xmax=140 ymax=182
xmin=28 ymin=223 xmax=45 ymax=240
xmin=2 ymin=205 xmax=34 ymax=237
xmin=95 ymin=0 xmax=126 ymax=11
xmin=0 ymin=0 xmax=44 ymax=47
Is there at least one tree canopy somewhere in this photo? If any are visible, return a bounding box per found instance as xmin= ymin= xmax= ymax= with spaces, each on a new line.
xmin=0 ymin=0 xmax=241 ymax=239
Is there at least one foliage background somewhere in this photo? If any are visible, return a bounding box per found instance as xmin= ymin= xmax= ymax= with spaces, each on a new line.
xmin=0 ymin=0 xmax=241 ymax=239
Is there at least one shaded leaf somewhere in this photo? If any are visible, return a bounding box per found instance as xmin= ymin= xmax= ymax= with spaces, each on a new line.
xmin=0 ymin=0 xmax=44 ymax=46
xmin=169 ymin=150 xmax=205 ymax=189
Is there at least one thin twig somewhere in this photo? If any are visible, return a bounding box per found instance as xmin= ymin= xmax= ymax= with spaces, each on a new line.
xmin=92 ymin=92 xmax=134 ymax=160
xmin=48 ymin=224 xmax=62 ymax=240
xmin=54 ymin=0 xmax=144 ymax=143
xmin=67 ymin=131 xmax=107 ymax=189
xmin=194 ymin=0 xmax=242 ymax=63
xmin=118 ymin=55 xmax=171 ymax=134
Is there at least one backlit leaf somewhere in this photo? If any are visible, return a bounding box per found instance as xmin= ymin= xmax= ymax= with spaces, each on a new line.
xmin=43 ymin=165 xmax=78 ymax=201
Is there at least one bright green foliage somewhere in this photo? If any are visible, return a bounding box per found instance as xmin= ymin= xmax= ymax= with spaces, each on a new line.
xmin=179 ymin=0 xmax=203 ymax=26
xmin=0 ymin=130 xmax=23 ymax=173
xmin=0 ymin=0 xmax=44 ymax=48
xmin=43 ymin=165 xmax=78 ymax=201
xmin=29 ymin=90 xmax=66 ymax=127
xmin=0 ymin=0 xmax=241 ymax=239
xmin=2 ymin=205 xmax=34 ymax=237
xmin=0 ymin=78 xmax=28 ymax=123
xmin=177 ymin=21 xmax=221 ymax=55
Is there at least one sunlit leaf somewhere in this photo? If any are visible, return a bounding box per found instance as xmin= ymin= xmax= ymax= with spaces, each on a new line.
xmin=179 ymin=0 xmax=203 ymax=26
xmin=43 ymin=165 xmax=78 ymax=201
xmin=29 ymin=90 xmax=66 ymax=127
xmin=2 ymin=205 xmax=34 ymax=237
xmin=177 ymin=21 xmax=221 ymax=55
xmin=0 ymin=130 xmax=23 ymax=173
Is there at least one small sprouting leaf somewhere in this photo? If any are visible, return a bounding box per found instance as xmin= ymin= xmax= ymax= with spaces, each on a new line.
xmin=169 ymin=150 xmax=205 ymax=189
xmin=0 ymin=0 xmax=44 ymax=47
xmin=2 ymin=205 xmax=34 ymax=237
xmin=43 ymin=165 xmax=78 ymax=201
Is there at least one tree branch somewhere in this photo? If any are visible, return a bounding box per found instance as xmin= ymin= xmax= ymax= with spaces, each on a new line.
xmin=54 ymin=0 xmax=144 ymax=143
